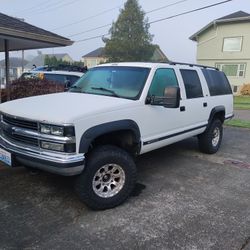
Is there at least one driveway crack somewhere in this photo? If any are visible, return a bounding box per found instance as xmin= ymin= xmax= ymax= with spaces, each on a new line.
xmin=240 ymin=236 xmax=250 ymax=250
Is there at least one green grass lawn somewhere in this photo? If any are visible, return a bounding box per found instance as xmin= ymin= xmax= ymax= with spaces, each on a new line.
xmin=225 ymin=119 xmax=250 ymax=129
xmin=234 ymin=96 xmax=250 ymax=110
xmin=225 ymin=96 xmax=250 ymax=128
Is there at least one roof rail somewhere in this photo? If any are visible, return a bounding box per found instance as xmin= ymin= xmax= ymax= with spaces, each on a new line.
xmin=165 ymin=61 xmax=219 ymax=70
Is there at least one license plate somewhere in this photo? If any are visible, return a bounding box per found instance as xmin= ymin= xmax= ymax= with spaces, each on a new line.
xmin=0 ymin=148 xmax=12 ymax=166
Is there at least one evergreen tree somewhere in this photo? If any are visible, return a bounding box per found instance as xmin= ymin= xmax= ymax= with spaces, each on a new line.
xmin=104 ymin=0 xmax=154 ymax=62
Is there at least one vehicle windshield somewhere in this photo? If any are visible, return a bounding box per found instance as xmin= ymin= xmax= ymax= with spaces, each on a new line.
xmin=69 ymin=66 xmax=150 ymax=100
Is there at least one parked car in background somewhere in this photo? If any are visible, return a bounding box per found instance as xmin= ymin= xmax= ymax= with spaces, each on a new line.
xmin=20 ymin=70 xmax=84 ymax=88
xmin=0 ymin=69 xmax=85 ymax=102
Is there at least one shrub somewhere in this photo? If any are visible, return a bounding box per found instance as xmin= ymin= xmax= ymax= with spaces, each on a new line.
xmin=240 ymin=83 xmax=250 ymax=96
xmin=1 ymin=79 xmax=65 ymax=103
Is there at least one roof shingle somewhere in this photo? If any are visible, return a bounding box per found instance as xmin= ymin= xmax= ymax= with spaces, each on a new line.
xmin=0 ymin=12 xmax=69 ymax=40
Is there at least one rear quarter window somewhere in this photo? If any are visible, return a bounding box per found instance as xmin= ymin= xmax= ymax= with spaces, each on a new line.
xmin=202 ymin=69 xmax=232 ymax=96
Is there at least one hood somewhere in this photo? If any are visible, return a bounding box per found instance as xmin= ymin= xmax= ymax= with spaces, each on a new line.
xmin=0 ymin=92 xmax=135 ymax=124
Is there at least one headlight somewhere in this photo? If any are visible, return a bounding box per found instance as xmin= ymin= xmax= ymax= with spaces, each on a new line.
xmin=51 ymin=126 xmax=64 ymax=136
xmin=40 ymin=124 xmax=51 ymax=134
xmin=40 ymin=124 xmax=75 ymax=137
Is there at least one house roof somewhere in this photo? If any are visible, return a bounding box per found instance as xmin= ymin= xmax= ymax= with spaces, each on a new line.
xmin=45 ymin=53 xmax=70 ymax=60
xmin=82 ymin=47 xmax=104 ymax=58
xmin=217 ymin=11 xmax=250 ymax=20
xmin=0 ymin=57 xmax=28 ymax=67
xmin=25 ymin=53 xmax=73 ymax=69
xmin=151 ymin=46 xmax=168 ymax=62
xmin=82 ymin=46 xmax=168 ymax=62
xmin=189 ymin=11 xmax=250 ymax=41
xmin=0 ymin=12 xmax=73 ymax=51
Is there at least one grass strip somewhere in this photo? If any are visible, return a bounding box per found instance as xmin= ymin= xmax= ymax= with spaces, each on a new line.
xmin=234 ymin=96 xmax=250 ymax=110
xmin=225 ymin=119 xmax=250 ymax=129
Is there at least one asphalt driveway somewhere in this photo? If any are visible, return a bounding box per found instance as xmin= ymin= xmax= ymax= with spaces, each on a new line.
xmin=0 ymin=126 xmax=250 ymax=250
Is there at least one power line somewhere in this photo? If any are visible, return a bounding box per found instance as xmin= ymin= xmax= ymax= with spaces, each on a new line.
xmin=146 ymin=0 xmax=188 ymax=14
xmin=69 ymin=24 xmax=112 ymax=37
xmin=13 ymin=0 xmax=51 ymax=14
xmin=75 ymin=33 xmax=109 ymax=43
xmin=75 ymin=0 xmax=233 ymax=43
xmin=52 ymin=6 xmax=121 ymax=31
xmin=31 ymin=0 xmax=82 ymax=15
xmin=149 ymin=0 xmax=233 ymax=24
xmin=16 ymin=0 xmax=65 ymax=15
xmin=67 ymin=0 xmax=189 ymax=37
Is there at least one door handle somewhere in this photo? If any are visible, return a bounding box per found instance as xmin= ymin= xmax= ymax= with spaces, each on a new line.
xmin=203 ymin=102 xmax=207 ymax=107
xmin=180 ymin=106 xmax=185 ymax=112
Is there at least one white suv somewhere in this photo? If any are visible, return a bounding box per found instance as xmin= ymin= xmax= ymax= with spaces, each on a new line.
xmin=0 ymin=62 xmax=233 ymax=209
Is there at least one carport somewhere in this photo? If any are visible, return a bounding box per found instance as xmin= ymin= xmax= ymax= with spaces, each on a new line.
xmin=0 ymin=12 xmax=73 ymax=101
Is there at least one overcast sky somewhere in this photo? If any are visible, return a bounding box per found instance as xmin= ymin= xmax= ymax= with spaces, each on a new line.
xmin=1 ymin=0 xmax=249 ymax=63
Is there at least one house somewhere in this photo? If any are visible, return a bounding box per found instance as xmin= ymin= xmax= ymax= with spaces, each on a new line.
xmin=25 ymin=52 xmax=73 ymax=69
xmin=81 ymin=46 xmax=168 ymax=68
xmin=190 ymin=11 xmax=250 ymax=94
xmin=81 ymin=48 xmax=107 ymax=68
xmin=0 ymin=57 xmax=28 ymax=86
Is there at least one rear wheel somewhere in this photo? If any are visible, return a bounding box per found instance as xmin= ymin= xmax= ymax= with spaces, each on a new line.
xmin=74 ymin=145 xmax=137 ymax=210
xmin=198 ymin=119 xmax=223 ymax=154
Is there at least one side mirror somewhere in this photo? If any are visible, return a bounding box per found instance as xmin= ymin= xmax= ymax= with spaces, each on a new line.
xmin=147 ymin=86 xmax=180 ymax=108
xmin=163 ymin=86 xmax=180 ymax=108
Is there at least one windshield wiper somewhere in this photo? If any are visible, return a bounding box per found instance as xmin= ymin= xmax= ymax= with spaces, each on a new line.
xmin=91 ymin=87 xmax=120 ymax=97
xmin=69 ymin=85 xmax=82 ymax=92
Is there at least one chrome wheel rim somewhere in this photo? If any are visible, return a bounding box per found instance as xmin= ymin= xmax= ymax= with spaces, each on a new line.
xmin=212 ymin=127 xmax=220 ymax=147
xmin=92 ymin=164 xmax=125 ymax=198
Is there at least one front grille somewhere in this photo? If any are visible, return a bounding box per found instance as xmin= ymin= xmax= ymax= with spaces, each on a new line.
xmin=2 ymin=131 xmax=39 ymax=147
xmin=1 ymin=114 xmax=39 ymax=148
xmin=2 ymin=115 xmax=38 ymax=131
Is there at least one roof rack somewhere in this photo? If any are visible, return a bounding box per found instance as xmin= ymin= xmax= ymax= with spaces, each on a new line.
xmin=165 ymin=61 xmax=219 ymax=70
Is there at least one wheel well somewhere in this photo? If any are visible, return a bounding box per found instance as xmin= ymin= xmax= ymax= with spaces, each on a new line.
xmin=89 ymin=130 xmax=140 ymax=156
xmin=212 ymin=111 xmax=225 ymax=123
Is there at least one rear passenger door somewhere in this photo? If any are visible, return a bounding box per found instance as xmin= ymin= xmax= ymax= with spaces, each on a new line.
xmin=178 ymin=68 xmax=210 ymax=128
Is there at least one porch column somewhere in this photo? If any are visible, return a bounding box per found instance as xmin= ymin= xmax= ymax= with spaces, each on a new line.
xmin=5 ymin=39 xmax=10 ymax=101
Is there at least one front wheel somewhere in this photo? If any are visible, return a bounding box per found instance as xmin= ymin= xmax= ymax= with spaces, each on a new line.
xmin=74 ymin=145 xmax=137 ymax=210
xmin=198 ymin=119 xmax=223 ymax=154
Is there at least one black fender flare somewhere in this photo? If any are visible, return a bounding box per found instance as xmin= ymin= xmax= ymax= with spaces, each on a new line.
xmin=79 ymin=119 xmax=141 ymax=153
xmin=207 ymin=106 xmax=225 ymax=128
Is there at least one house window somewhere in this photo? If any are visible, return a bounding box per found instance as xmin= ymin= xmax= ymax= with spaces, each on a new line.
xmin=216 ymin=63 xmax=246 ymax=77
xmin=223 ymin=37 xmax=242 ymax=52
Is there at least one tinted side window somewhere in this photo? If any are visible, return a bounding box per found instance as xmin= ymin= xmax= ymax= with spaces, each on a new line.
xmin=180 ymin=69 xmax=203 ymax=99
xmin=202 ymin=69 xmax=232 ymax=96
xmin=149 ymin=68 xmax=178 ymax=97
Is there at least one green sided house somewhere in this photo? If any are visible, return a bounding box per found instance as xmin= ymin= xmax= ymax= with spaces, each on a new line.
xmin=190 ymin=11 xmax=250 ymax=94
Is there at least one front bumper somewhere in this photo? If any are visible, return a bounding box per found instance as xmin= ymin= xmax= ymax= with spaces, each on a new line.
xmin=0 ymin=135 xmax=85 ymax=176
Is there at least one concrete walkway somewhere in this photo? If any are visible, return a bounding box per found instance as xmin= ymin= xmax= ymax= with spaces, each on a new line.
xmin=234 ymin=109 xmax=250 ymax=121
